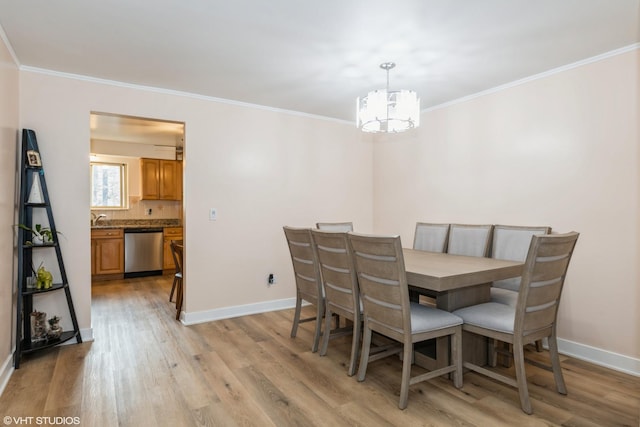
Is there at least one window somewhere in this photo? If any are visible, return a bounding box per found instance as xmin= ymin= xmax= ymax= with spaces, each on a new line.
xmin=91 ymin=162 xmax=128 ymax=209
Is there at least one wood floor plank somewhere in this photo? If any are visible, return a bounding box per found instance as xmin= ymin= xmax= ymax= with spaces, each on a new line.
xmin=194 ymin=349 xmax=277 ymax=427
xmin=234 ymin=364 xmax=318 ymax=426
xmin=0 ymin=275 xmax=637 ymax=427
xmin=80 ymin=345 xmax=119 ymax=427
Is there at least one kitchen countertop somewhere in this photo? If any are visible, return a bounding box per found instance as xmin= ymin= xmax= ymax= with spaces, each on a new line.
xmin=91 ymin=219 xmax=181 ymax=229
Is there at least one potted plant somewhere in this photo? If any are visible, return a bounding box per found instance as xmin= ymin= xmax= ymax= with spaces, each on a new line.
xmin=17 ymin=223 xmax=59 ymax=245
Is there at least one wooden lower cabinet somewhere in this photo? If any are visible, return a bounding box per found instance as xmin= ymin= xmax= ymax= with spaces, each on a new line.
xmin=91 ymin=228 xmax=124 ymax=280
xmin=163 ymin=227 xmax=183 ymax=271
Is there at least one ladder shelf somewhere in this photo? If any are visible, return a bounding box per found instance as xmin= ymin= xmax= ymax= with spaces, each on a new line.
xmin=14 ymin=129 xmax=82 ymax=368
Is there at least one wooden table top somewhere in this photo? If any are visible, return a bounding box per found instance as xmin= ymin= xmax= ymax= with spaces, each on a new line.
xmin=402 ymin=248 xmax=523 ymax=293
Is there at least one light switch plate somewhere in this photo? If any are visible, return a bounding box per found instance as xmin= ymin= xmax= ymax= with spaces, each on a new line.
xmin=209 ymin=208 xmax=217 ymax=221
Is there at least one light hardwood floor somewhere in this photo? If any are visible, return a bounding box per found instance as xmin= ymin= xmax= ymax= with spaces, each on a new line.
xmin=1 ymin=275 xmax=638 ymax=426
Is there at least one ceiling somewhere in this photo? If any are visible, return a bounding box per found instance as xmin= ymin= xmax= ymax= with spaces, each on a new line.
xmin=90 ymin=113 xmax=184 ymax=147
xmin=1 ymin=0 xmax=639 ymax=125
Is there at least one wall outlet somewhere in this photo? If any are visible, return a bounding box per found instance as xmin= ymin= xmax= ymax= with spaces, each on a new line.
xmin=209 ymin=208 xmax=217 ymax=221
xmin=268 ymin=273 xmax=276 ymax=285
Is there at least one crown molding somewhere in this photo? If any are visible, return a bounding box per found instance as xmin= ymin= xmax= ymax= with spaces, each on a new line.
xmin=19 ymin=65 xmax=352 ymax=126
xmin=0 ymin=23 xmax=20 ymax=67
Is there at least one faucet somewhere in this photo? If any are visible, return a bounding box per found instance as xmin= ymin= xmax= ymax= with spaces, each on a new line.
xmin=91 ymin=213 xmax=107 ymax=226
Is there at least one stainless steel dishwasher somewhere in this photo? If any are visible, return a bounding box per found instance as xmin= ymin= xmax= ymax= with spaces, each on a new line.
xmin=124 ymin=228 xmax=164 ymax=277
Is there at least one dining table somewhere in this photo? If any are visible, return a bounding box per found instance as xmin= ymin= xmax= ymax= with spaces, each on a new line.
xmin=402 ymin=248 xmax=524 ymax=369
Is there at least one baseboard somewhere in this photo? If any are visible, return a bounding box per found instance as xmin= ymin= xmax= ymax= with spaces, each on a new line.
xmin=557 ymin=338 xmax=640 ymax=377
xmin=58 ymin=327 xmax=94 ymax=345
xmin=0 ymin=354 xmax=14 ymax=397
xmin=181 ymin=297 xmax=300 ymax=325
xmin=79 ymin=328 xmax=94 ymax=343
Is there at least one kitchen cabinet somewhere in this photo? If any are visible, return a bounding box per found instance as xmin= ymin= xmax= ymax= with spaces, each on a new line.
xmin=140 ymin=158 xmax=182 ymax=200
xmin=91 ymin=228 xmax=124 ymax=278
xmin=163 ymin=227 xmax=183 ymax=270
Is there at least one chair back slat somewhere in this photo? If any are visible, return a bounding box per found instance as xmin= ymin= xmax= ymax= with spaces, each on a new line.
xmin=531 ymin=255 xmax=571 ymax=282
xmin=311 ymin=230 xmax=359 ymax=317
xmin=447 ymin=224 xmax=493 ymax=257
xmin=516 ymin=232 xmax=579 ymax=336
xmin=349 ymin=233 xmax=409 ymax=339
xmin=284 ymin=227 xmax=322 ymax=304
xmin=413 ymin=223 xmax=449 ymax=252
xmin=525 ymin=278 xmax=563 ymax=308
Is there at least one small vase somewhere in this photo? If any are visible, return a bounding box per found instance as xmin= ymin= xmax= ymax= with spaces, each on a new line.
xmin=30 ymin=312 xmax=47 ymax=343
xmin=48 ymin=325 xmax=63 ymax=340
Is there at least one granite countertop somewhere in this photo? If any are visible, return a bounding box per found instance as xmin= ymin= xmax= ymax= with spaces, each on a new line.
xmin=91 ymin=219 xmax=181 ymax=229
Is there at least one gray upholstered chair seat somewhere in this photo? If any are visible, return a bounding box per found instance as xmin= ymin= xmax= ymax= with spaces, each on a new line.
xmin=490 ymin=287 xmax=518 ymax=306
xmin=453 ymin=302 xmax=515 ymax=334
xmin=410 ymin=302 xmax=463 ymax=332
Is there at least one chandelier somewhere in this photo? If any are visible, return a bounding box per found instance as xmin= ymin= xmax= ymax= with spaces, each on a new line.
xmin=357 ymin=62 xmax=420 ymax=133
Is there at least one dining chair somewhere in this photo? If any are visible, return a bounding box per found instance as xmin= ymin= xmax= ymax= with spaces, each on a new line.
xmin=283 ymin=226 xmax=325 ymax=352
xmin=412 ymin=222 xmax=450 ymax=252
xmin=490 ymin=225 xmax=551 ymax=358
xmin=490 ymin=225 xmax=552 ymax=293
xmin=316 ymin=222 xmax=354 ymax=232
xmin=490 ymin=225 xmax=552 ymax=306
xmin=169 ymin=239 xmax=184 ymax=303
xmin=348 ymin=232 xmax=463 ymax=410
xmin=169 ymin=240 xmax=184 ymax=321
xmin=311 ymin=229 xmax=361 ymax=376
xmin=446 ymin=224 xmax=493 ymax=257
xmin=410 ymin=222 xmax=450 ymax=302
xmin=453 ymin=231 xmax=579 ymax=414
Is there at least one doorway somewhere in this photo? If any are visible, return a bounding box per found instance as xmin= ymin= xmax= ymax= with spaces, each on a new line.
xmin=89 ymin=112 xmax=185 ymax=314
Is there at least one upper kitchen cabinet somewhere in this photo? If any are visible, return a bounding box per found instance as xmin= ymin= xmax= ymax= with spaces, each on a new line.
xmin=141 ymin=158 xmax=182 ymax=200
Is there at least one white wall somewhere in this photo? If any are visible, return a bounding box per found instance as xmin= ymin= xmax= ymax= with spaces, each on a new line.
xmin=0 ymin=33 xmax=19 ymax=385
xmin=10 ymin=38 xmax=639 ymax=375
xmin=373 ymin=49 xmax=640 ymax=362
xmin=18 ymin=71 xmax=373 ymax=333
